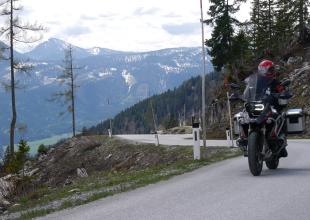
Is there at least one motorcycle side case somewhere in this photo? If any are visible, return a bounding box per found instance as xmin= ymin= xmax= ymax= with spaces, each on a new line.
xmin=286 ymin=109 xmax=305 ymax=134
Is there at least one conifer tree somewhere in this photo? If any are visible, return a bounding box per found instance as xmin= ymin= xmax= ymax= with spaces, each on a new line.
xmin=231 ymin=29 xmax=252 ymax=69
xmin=274 ymin=0 xmax=295 ymax=47
xmin=295 ymin=0 xmax=310 ymax=37
xmin=258 ymin=0 xmax=276 ymax=53
xmin=205 ymin=0 xmax=246 ymax=72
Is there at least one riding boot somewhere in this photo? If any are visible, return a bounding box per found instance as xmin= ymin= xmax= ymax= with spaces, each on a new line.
xmin=279 ymin=148 xmax=288 ymax=158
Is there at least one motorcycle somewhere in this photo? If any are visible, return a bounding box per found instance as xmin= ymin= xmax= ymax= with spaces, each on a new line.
xmin=230 ymin=73 xmax=294 ymax=176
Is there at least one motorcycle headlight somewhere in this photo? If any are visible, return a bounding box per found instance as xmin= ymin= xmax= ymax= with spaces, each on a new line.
xmin=254 ymin=104 xmax=265 ymax=111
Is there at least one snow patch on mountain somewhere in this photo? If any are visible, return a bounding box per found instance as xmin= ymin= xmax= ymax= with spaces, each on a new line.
xmin=158 ymin=64 xmax=181 ymax=74
xmin=98 ymin=71 xmax=112 ymax=78
xmin=121 ymin=70 xmax=136 ymax=91
xmin=43 ymin=76 xmax=56 ymax=85
xmin=89 ymin=47 xmax=100 ymax=55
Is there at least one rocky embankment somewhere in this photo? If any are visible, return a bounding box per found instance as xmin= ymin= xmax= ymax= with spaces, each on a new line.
xmin=0 ymin=135 xmax=195 ymax=215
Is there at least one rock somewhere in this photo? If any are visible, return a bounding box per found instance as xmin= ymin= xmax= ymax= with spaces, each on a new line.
xmin=38 ymin=154 xmax=47 ymax=161
xmin=77 ymin=168 xmax=88 ymax=178
xmin=68 ymin=188 xmax=80 ymax=193
xmin=0 ymin=174 xmax=16 ymax=199
xmin=12 ymin=203 xmax=20 ymax=208
xmin=48 ymin=148 xmax=55 ymax=154
xmin=287 ymin=56 xmax=303 ymax=65
xmin=24 ymin=160 xmax=32 ymax=171
xmin=64 ymin=178 xmax=73 ymax=186
xmin=25 ymin=168 xmax=40 ymax=177
xmin=0 ymin=198 xmax=11 ymax=207
xmin=105 ymin=154 xmax=113 ymax=160
xmin=0 ymin=206 xmax=5 ymax=214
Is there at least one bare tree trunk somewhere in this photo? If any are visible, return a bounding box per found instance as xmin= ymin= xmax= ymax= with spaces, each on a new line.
xmin=69 ymin=46 xmax=76 ymax=137
xmin=299 ymin=0 xmax=305 ymax=36
xmin=268 ymin=0 xmax=272 ymax=44
xmin=9 ymin=0 xmax=16 ymax=156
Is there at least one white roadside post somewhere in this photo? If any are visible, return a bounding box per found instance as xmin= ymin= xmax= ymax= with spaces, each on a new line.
xmin=108 ymin=129 xmax=112 ymax=138
xmin=150 ymin=100 xmax=159 ymax=146
xmin=192 ymin=117 xmax=201 ymax=160
xmin=226 ymin=128 xmax=231 ymax=147
xmin=227 ymin=92 xmax=235 ymax=147
xmin=154 ymin=132 xmax=159 ymax=147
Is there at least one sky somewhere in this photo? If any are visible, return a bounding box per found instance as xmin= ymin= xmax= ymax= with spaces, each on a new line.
xmin=13 ymin=0 xmax=251 ymax=52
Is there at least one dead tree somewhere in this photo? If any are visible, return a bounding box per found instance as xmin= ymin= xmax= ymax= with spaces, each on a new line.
xmin=51 ymin=44 xmax=79 ymax=137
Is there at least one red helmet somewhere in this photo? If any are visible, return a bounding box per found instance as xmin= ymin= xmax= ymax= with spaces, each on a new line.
xmin=258 ymin=60 xmax=275 ymax=77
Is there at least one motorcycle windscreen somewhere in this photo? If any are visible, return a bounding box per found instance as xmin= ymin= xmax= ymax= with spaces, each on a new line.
xmin=243 ymin=73 xmax=273 ymax=102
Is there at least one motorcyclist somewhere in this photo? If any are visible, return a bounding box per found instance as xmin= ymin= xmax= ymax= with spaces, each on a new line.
xmin=237 ymin=60 xmax=288 ymax=157
xmin=257 ymin=59 xmax=288 ymax=157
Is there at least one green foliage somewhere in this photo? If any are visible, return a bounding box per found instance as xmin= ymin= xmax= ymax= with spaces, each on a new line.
xmin=250 ymin=0 xmax=310 ymax=56
xmin=206 ymin=0 xmax=246 ymax=71
xmin=163 ymin=114 xmax=179 ymax=130
xmin=231 ymin=29 xmax=253 ymax=68
xmin=4 ymin=140 xmax=30 ymax=174
xmin=37 ymin=144 xmax=48 ymax=155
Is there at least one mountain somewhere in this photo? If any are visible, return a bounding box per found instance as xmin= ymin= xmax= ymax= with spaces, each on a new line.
xmin=24 ymin=38 xmax=91 ymax=60
xmin=0 ymin=38 xmax=213 ymax=145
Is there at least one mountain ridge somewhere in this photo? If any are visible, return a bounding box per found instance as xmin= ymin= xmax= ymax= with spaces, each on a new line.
xmin=0 ymin=38 xmax=213 ymax=145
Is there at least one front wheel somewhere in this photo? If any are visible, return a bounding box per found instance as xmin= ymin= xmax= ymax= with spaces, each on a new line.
xmin=266 ymin=157 xmax=279 ymax=169
xmin=248 ymin=131 xmax=263 ymax=176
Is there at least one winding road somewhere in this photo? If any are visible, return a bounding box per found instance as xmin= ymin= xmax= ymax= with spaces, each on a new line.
xmin=38 ymin=138 xmax=310 ymax=220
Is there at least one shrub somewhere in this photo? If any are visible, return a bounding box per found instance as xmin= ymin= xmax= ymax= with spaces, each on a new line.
xmin=4 ymin=140 xmax=30 ymax=174
xmin=37 ymin=144 xmax=48 ymax=155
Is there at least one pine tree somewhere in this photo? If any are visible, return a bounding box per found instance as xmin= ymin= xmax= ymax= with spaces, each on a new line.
xmin=0 ymin=0 xmax=43 ymax=157
xmin=273 ymin=0 xmax=297 ymax=52
xmin=258 ymin=0 xmax=276 ymax=53
xmin=231 ymin=29 xmax=252 ymax=69
xmin=295 ymin=0 xmax=310 ymax=38
xmin=206 ymin=0 xmax=245 ymax=72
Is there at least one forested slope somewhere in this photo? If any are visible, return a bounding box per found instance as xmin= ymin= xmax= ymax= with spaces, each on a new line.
xmin=86 ymin=74 xmax=221 ymax=135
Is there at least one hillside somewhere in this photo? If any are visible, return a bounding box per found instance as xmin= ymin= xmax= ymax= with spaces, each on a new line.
xmin=0 ymin=39 xmax=213 ymax=145
xmin=86 ymin=42 xmax=310 ymax=138
xmin=86 ymin=73 xmax=223 ymax=135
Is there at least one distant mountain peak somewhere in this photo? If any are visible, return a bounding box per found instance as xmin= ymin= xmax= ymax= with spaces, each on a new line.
xmin=25 ymin=38 xmax=89 ymax=61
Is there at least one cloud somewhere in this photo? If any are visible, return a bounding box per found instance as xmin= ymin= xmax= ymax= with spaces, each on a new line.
xmin=133 ymin=7 xmax=161 ymax=16
xmin=80 ymin=15 xmax=97 ymax=20
xmin=162 ymin=23 xmax=200 ymax=35
xmin=164 ymin=13 xmax=182 ymax=18
xmin=63 ymin=26 xmax=91 ymax=37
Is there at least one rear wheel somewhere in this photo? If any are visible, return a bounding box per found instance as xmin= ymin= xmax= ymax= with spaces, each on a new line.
xmin=248 ymin=131 xmax=263 ymax=176
xmin=266 ymin=157 xmax=279 ymax=169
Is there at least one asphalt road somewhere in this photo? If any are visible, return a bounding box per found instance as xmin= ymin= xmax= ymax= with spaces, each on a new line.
xmin=38 ymin=139 xmax=310 ymax=220
xmin=117 ymin=134 xmax=237 ymax=147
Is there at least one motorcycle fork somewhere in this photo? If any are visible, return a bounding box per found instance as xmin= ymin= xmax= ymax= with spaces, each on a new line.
xmin=261 ymin=127 xmax=272 ymax=160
